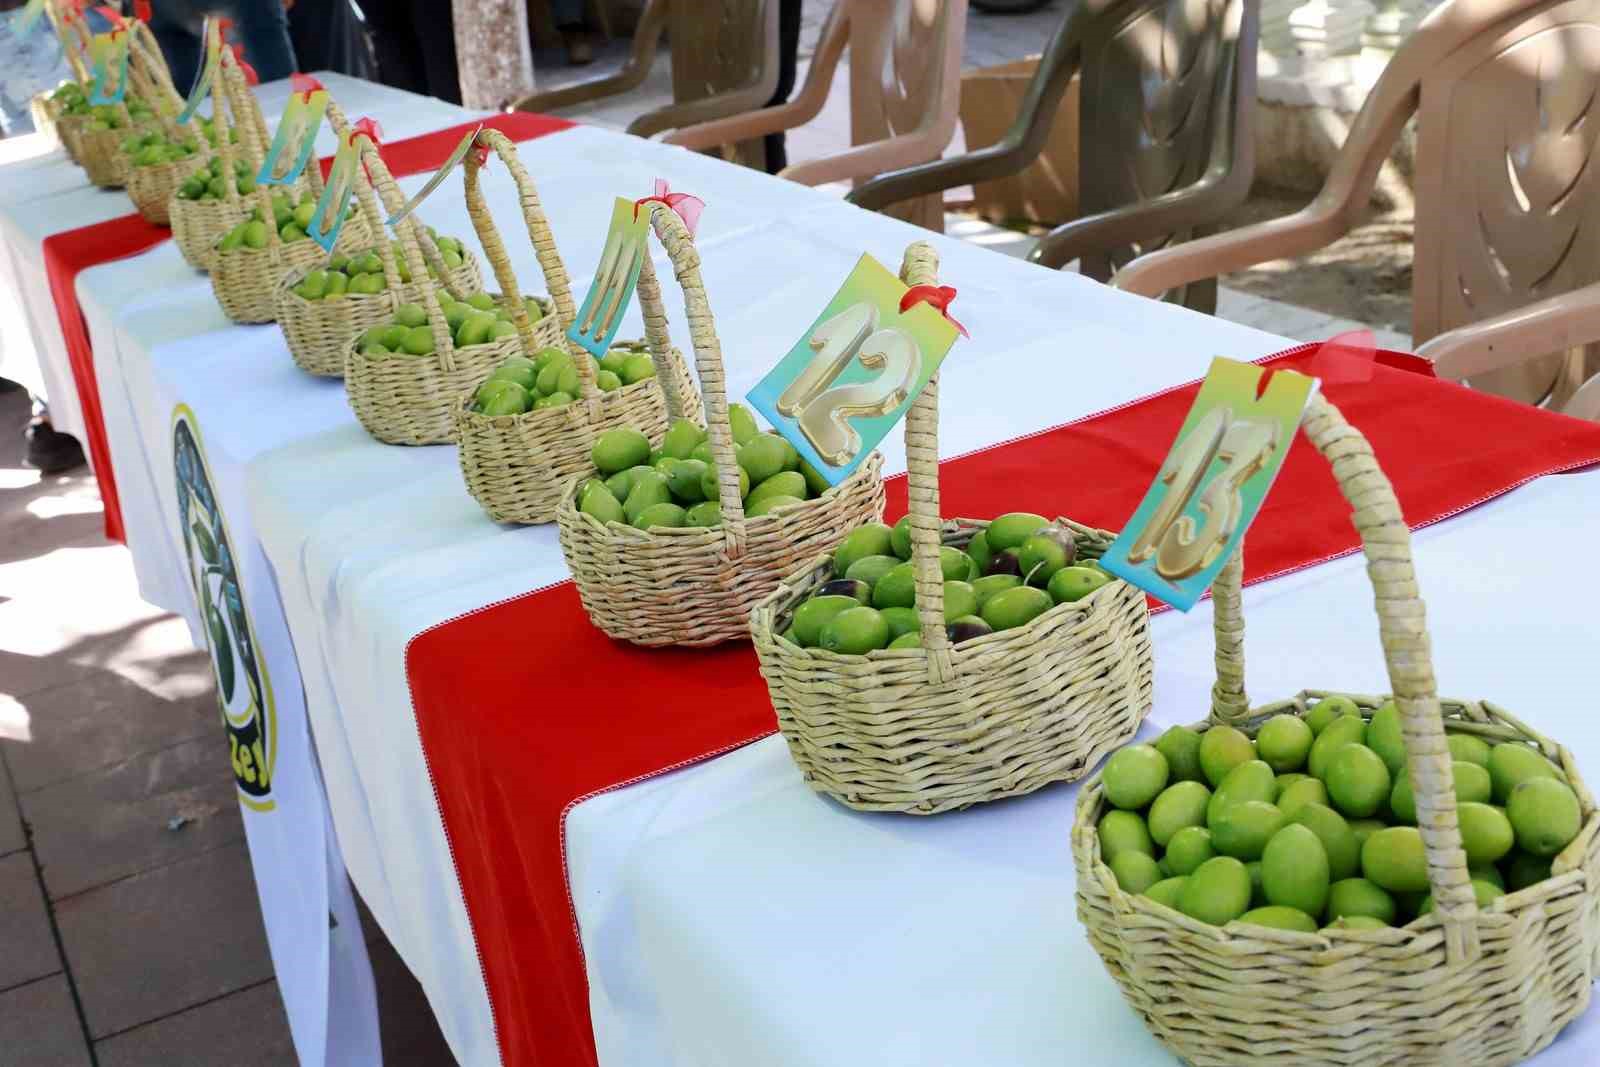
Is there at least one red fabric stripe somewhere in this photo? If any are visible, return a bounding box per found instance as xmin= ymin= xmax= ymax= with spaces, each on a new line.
xmin=404 ymin=347 xmax=1600 ymax=1067
xmin=39 ymin=110 xmax=574 ymax=542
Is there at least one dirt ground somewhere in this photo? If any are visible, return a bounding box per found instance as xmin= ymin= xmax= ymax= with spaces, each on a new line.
xmin=1218 ymin=188 xmax=1416 ymax=335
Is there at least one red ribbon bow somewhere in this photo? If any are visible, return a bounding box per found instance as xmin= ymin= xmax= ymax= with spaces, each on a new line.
xmin=1307 ymin=328 xmax=1377 ymax=386
xmin=93 ymin=4 xmax=124 ymax=34
xmin=899 ymin=284 xmax=968 ymax=338
xmin=470 ymin=129 xmax=492 ymax=169
xmin=133 ymin=0 xmax=151 ymax=22
xmin=289 ymin=71 xmax=324 ymax=100
xmin=352 ymin=116 xmax=383 ymax=146
xmin=215 ymin=19 xmax=258 ymax=84
xmin=633 ymin=179 xmax=703 ymax=237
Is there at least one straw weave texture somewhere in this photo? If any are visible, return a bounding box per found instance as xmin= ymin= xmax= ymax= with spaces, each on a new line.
xmin=555 ymin=204 xmax=885 ymax=645
xmin=1070 ymin=395 xmax=1600 ymax=1065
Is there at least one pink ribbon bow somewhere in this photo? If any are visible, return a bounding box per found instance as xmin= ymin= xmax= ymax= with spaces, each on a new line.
xmin=471 ymin=129 xmax=492 ymax=169
xmin=900 ymin=284 xmax=968 ymax=338
xmin=289 ymin=71 xmax=324 ymax=101
xmin=633 ymin=179 xmax=704 ymax=237
xmin=93 ymin=4 xmax=124 ymax=33
xmin=352 ymin=116 xmax=383 ymax=146
xmin=1307 ymin=328 xmax=1378 ymax=386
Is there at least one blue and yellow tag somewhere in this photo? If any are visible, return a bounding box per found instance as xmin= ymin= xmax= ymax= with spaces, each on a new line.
xmin=256 ymin=87 xmax=328 ymax=186
xmin=1100 ymin=358 xmax=1319 ymax=611
xmin=88 ymin=30 xmax=130 ymax=105
xmin=566 ymin=197 xmax=652 ymax=360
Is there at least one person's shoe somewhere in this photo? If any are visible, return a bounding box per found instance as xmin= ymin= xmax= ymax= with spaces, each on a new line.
xmin=24 ymin=418 xmax=86 ymax=474
xmin=563 ymin=31 xmax=594 ymax=66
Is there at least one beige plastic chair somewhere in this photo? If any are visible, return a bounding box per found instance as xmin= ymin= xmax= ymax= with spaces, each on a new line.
xmin=850 ymin=0 xmax=1259 ymax=313
xmin=656 ymin=0 xmax=969 ymax=230
xmin=512 ymin=0 xmax=781 ymax=143
xmin=1115 ymin=0 xmax=1600 ymax=408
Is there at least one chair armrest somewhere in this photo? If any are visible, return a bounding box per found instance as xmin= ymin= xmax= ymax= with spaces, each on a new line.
xmin=847 ymin=9 xmax=1084 ymax=212
xmin=782 ymin=131 xmax=952 ymax=188
xmin=1418 ymin=281 xmax=1600 ymax=381
xmin=512 ymin=0 xmax=667 ymax=113
xmin=1111 ymin=197 xmax=1352 ymax=297
xmin=627 ymin=1 xmax=781 ymax=138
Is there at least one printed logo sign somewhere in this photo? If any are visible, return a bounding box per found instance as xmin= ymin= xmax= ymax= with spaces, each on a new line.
xmin=1099 ymin=358 xmax=1319 ymax=611
xmin=747 ymin=253 xmax=960 ymax=487
xmin=173 ymin=406 xmax=277 ymax=811
xmin=566 ymin=196 xmax=651 ymax=359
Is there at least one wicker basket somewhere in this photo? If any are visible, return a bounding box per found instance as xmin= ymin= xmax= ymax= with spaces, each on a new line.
xmin=79 ymin=115 xmax=152 ymax=188
xmin=1071 ymin=395 xmax=1600 ymax=1067
xmin=451 ymin=129 xmax=699 ymax=524
xmin=342 ymin=132 xmax=564 ymax=444
xmin=170 ymin=41 xmax=276 ymax=272
xmin=56 ymin=111 xmax=90 ymax=163
xmin=207 ymin=64 xmax=369 ymax=323
xmin=120 ymin=23 xmax=195 ymax=224
xmin=749 ymin=243 xmax=1153 ymax=814
xmin=553 ymin=203 xmax=886 ymax=646
xmin=29 ymin=92 xmax=62 ymax=147
xmin=126 ymin=153 xmax=203 ymax=224
xmin=274 ymin=102 xmax=485 ymax=377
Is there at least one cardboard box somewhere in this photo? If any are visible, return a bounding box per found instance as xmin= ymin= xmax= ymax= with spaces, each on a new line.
xmin=958 ymin=56 xmax=1080 ymax=225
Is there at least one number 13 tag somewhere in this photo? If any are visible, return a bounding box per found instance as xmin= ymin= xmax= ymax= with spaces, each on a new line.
xmin=747 ymin=254 xmax=960 ymax=487
xmin=1099 ymin=358 xmax=1319 ymax=611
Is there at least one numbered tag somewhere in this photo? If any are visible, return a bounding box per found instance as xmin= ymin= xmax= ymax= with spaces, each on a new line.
xmin=1099 ymin=358 xmax=1319 ymax=611
xmin=747 ymin=253 xmax=959 ymax=487
xmin=88 ymin=29 xmax=130 ymax=105
xmin=308 ymin=129 xmax=363 ymax=254
xmin=8 ymin=0 xmax=47 ymax=36
xmin=565 ymin=197 xmax=652 ymax=359
xmin=256 ymin=87 xmax=328 ymax=186
xmin=385 ymin=125 xmax=479 ymax=227
xmin=177 ymin=15 xmax=222 ymax=124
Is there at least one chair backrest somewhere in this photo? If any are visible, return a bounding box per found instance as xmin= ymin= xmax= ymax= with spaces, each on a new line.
xmin=1077 ymin=0 xmax=1253 ymax=276
xmin=1412 ymin=0 xmax=1600 ymax=405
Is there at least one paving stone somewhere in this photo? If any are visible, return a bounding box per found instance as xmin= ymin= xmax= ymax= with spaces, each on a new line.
xmin=5 ymin=669 xmax=220 ymax=794
xmin=56 ymin=842 xmax=274 ymax=1038
xmin=0 ymin=851 xmax=60 ymax=992
xmin=95 ymin=980 xmax=295 ymax=1067
xmin=0 ymin=975 xmax=91 ymax=1067
xmin=0 ymin=747 xmax=24 ymax=856
xmin=23 ymin=734 xmax=244 ymax=900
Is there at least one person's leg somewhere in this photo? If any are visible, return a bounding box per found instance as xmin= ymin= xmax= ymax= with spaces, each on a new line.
xmin=287 ymin=0 xmax=374 ymax=79
xmin=362 ymin=0 xmax=430 ymax=96
xmin=147 ymin=1 xmax=206 ymax=97
xmin=223 ymin=0 xmax=298 ymax=84
xmin=413 ymin=0 xmax=462 ymax=104
xmin=764 ymin=0 xmax=803 ymax=174
xmin=550 ymin=0 xmax=592 ymax=65
xmin=23 ymin=395 xmax=85 ymax=474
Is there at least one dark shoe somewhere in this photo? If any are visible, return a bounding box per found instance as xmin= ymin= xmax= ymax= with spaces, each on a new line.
xmin=24 ymin=418 xmax=86 ymax=474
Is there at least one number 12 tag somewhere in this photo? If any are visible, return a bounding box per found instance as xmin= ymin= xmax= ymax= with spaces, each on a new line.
xmin=1099 ymin=358 xmax=1319 ymax=611
xmin=88 ymin=30 xmax=130 ymax=105
xmin=747 ymin=253 xmax=959 ymax=488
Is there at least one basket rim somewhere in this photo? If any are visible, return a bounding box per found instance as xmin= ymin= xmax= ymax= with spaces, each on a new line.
xmin=453 ymin=369 xmax=664 ymax=430
xmin=750 ymin=517 xmax=1129 ymax=665
xmin=1074 ymin=688 xmax=1599 ymax=946
xmin=342 ymin=291 xmax=554 ymax=367
xmin=278 ymin=243 xmax=482 ymax=297
xmin=556 ymin=449 xmax=885 ymax=541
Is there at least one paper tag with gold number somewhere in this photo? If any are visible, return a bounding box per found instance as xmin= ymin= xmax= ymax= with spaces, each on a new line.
xmin=747 ymin=253 xmax=961 ymax=487
xmin=1100 ymin=358 xmax=1319 ymax=611
xmin=256 ymin=78 xmax=328 ymax=186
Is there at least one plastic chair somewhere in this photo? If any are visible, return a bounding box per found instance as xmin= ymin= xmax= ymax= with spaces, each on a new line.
xmin=849 ymin=0 xmax=1259 ymax=311
xmin=656 ymin=0 xmax=969 ymax=230
xmin=1116 ymin=0 xmax=1600 ymax=407
xmin=512 ymin=0 xmax=780 ymax=143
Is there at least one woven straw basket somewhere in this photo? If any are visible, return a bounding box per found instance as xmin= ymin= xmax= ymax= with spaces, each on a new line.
xmin=452 ymin=130 xmax=699 ymax=524
xmin=208 ymin=73 xmax=369 ymax=324
xmin=554 ymin=203 xmax=886 ymax=647
xmin=1071 ymin=394 xmax=1600 ymax=1067
xmin=56 ymin=112 xmax=90 ymax=164
xmin=342 ymin=132 xmax=566 ymax=445
xmin=169 ymin=43 xmax=278 ymax=272
xmin=275 ymin=103 xmax=484 ymax=378
xmin=30 ymin=92 xmax=62 ymax=147
xmin=80 ymin=112 xmax=152 ymax=189
xmin=122 ymin=25 xmax=200 ymax=226
xmin=750 ymin=242 xmax=1153 ymax=814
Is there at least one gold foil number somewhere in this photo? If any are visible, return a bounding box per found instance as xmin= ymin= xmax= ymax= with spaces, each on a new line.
xmin=776 ymin=302 xmax=921 ymax=466
xmin=1128 ymin=405 xmax=1280 ymax=580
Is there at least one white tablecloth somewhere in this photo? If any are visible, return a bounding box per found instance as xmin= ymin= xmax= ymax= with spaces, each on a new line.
xmin=571 ymin=466 xmax=1600 ymax=1067
xmin=35 ymin=74 xmax=1599 ymax=1067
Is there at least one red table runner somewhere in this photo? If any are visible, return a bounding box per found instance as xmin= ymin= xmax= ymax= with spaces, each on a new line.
xmin=404 ymin=345 xmax=1600 ymax=1067
xmin=39 ymin=111 xmax=574 ymax=542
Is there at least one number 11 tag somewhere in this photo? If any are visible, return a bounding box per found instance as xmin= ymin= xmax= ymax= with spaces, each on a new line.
xmin=747 ymin=253 xmax=960 ymax=487
xmin=1099 ymin=358 xmax=1320 ymax=611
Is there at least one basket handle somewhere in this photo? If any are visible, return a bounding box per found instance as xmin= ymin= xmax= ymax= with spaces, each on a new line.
xmin=355 ymin=135 xmax=458 ymax=369
xmin=632 ymin=253 xmax=688 ymax=422
xmin=898 ymin=242 xmax=954 ymax=684
xmin=462 ymin=132 xmax=564 ymax=371
xmin=323 ymin=102 xmax=402 ymax=294
xmin=47 ymin=1 xmax=91 ymax=84
xmin=1208 ymin=393 xmax=1481 ymax=965
xmin=638 ymin=202 xmax=745 ymax=557
xmin=216 ymin=46 xmax=285 ymax=256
